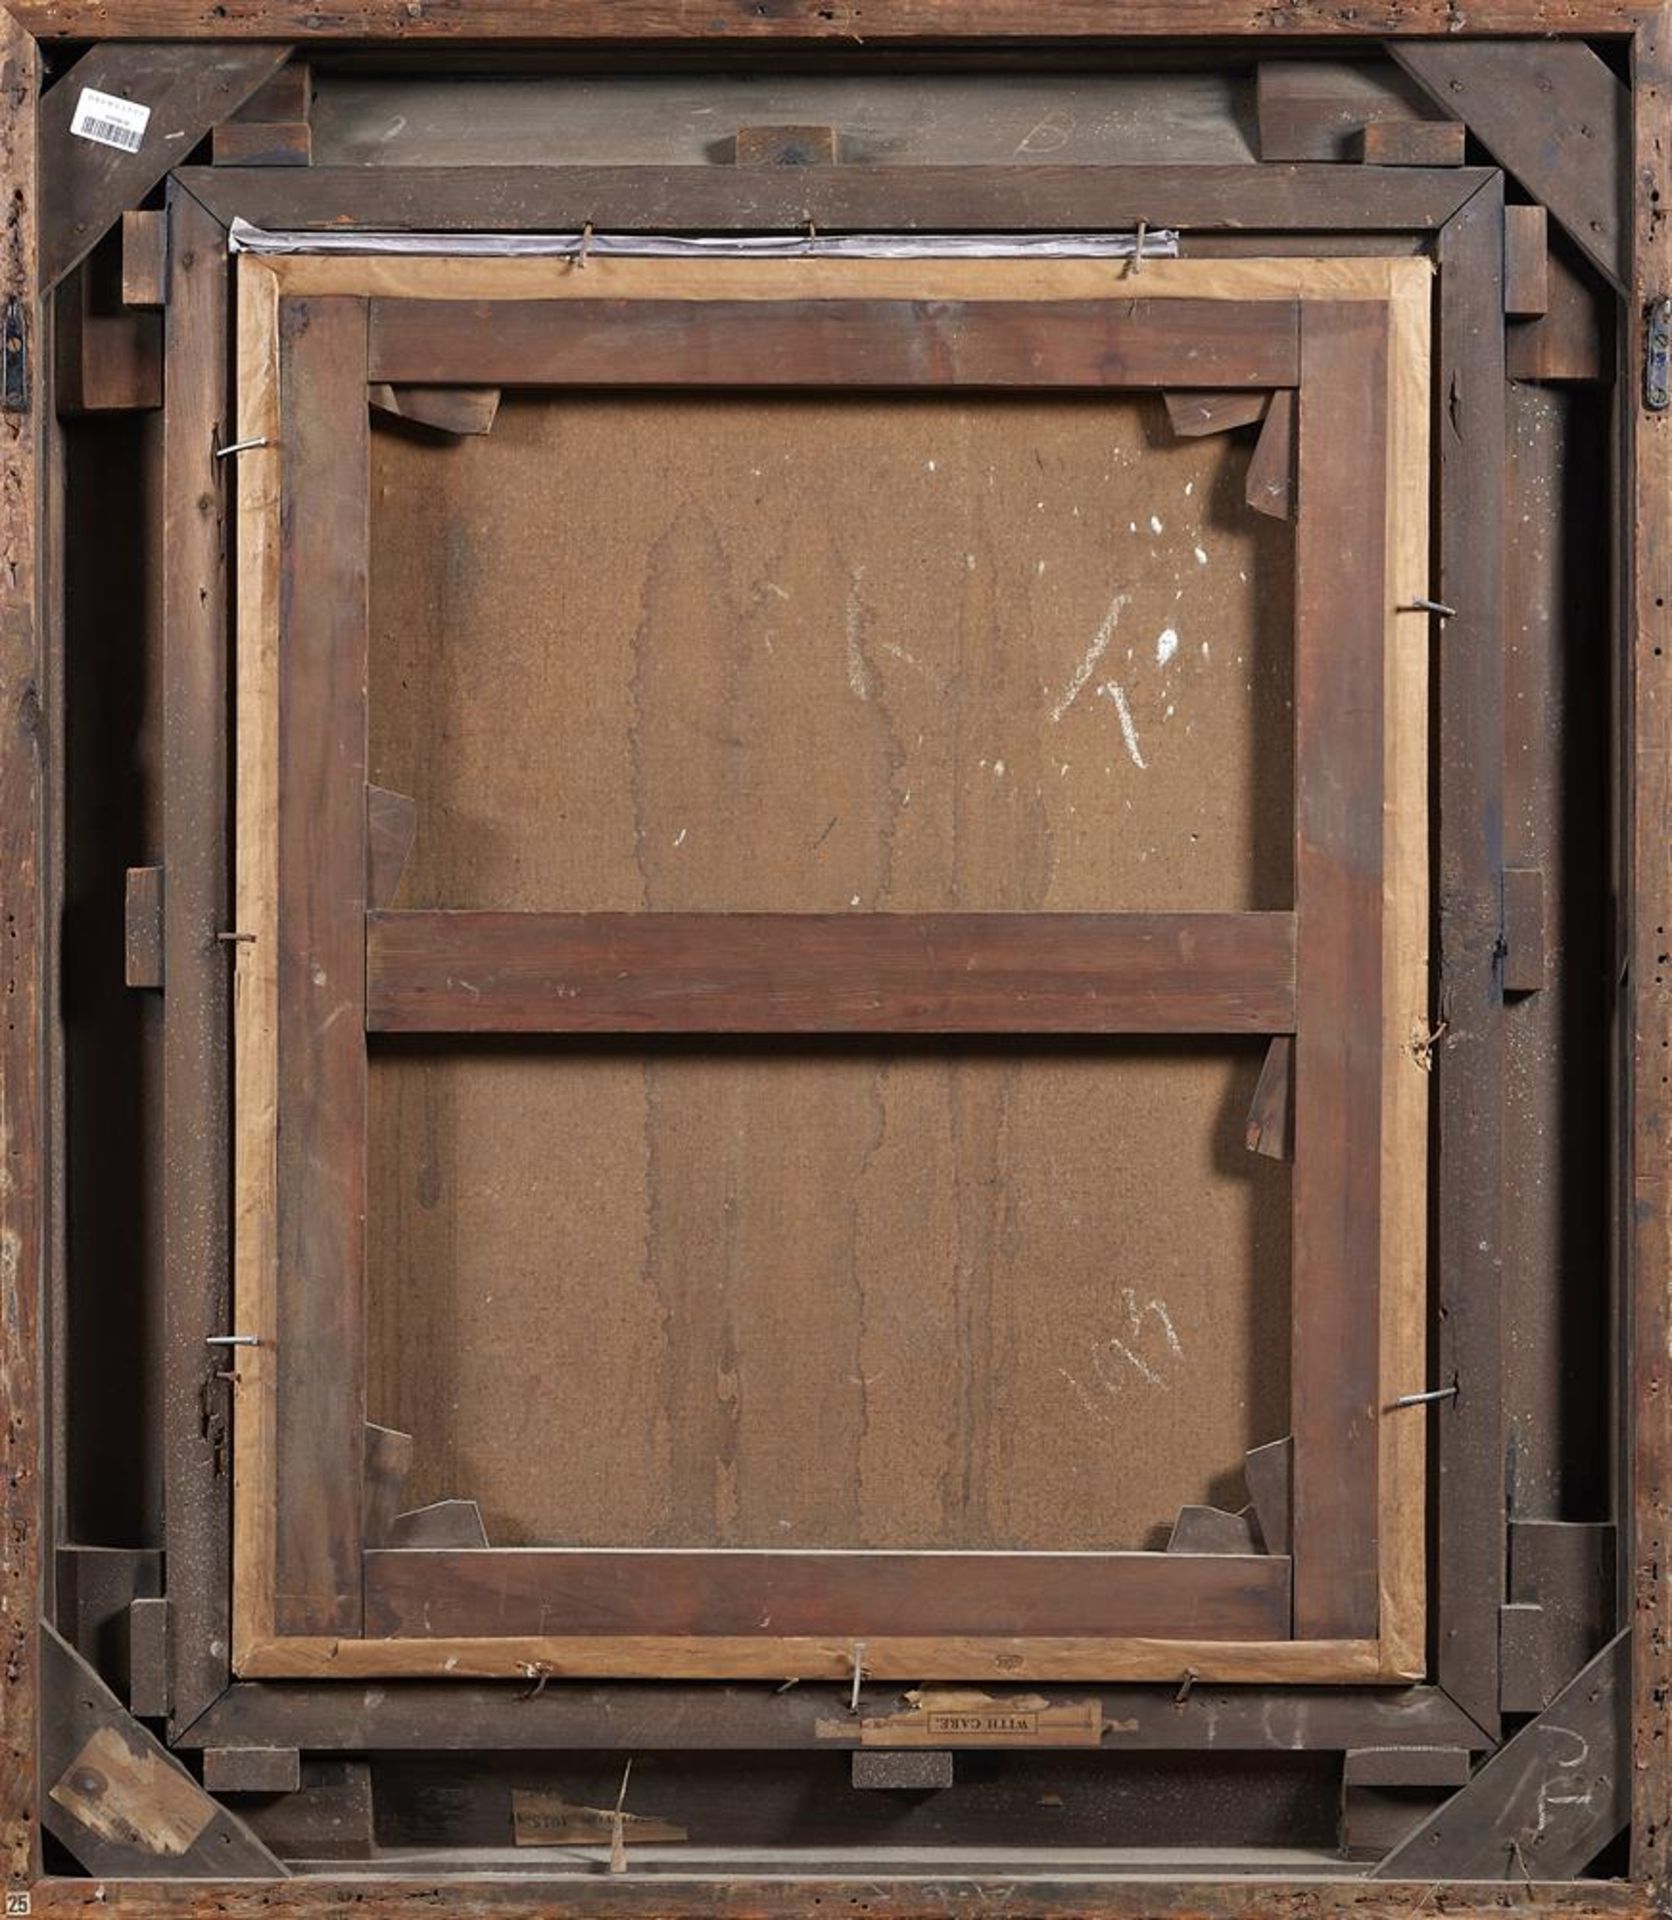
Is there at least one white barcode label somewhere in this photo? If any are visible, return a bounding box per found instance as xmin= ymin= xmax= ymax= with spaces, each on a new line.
xmin=70 ymin=87 xmax=150 ymax=153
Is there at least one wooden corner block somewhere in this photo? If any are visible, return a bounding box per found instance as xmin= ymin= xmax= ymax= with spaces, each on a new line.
xmin=124 ymin=865 xmax=164 ymax=988
xmin=55 ymin=238 xmax=162 ymax=414
xmin=120 ymin=210 xmax=166 ymax=311
xmin=733 ymin=123 xmax=839 ymax=166
xmin=1245 ymin=389 xmax=1294 ymax=521
xmin=852 ymin=1750 xmax=954 ymax=1791
xmin=1501 ymin=865 xmax=1547 ymax=995
xmin=369 ymin=384 xmax=501 ymax=438
xmin=1163 ymin=389 xmax=1269 ymax=439
xmin=1243 ymin=1437 xmax=1292 ymax=1557
xmin=203 ymin=1746 xmax=303 ymax=1796
xmin=1504 ymin=205 xmax=1551 ymax=318
xmin=212 ymin=119 xmax=313 ymax=167
xmin=1507 ymin=232 xmax=1612 ymax=383
xmin=365 ymin=784 xmax=419 ymax=909
xmin=385 ymin=1498 xmax=489 ymax=1548
xmin=1166 ymin=1504 xmax=1260 ymax=1554
xmin=127 ymin=1596 xmax=169 ymax=1720
xmin=363 ymin=1421 xmax=415 ymax=1546
xmin=230 ymin=62 xmax=313 ymax=126
xmin=1255 ymin=60 xmax=1453 ymax=163
xmin=1352 ymin=119 xmax=1467 ymax=167
xmin=1245 ymin=1032 xmax=1294 ymax=1160
xmin=240 ymin=1760 xmax=374 ymax=1862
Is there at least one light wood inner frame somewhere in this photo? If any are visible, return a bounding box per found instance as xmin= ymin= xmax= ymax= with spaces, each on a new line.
xmin=233 ymin=254 xmax=1429 ymax=1685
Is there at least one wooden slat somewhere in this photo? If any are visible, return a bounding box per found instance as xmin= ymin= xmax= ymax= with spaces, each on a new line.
xmin=1504 ymin=204 xmax=1551 ymax=318
xmin=1432 ymin=180 xmax=1508 ymax=1740
xmin=38 ymin=42 xmax=290 ymax=289
xmin=159 ymin=183 xmax=234 ymax=1735
xmin=367 ymin=296 xmax=1300 ymax=391
xmin=119 ymin=209 xmax=166 ymax=310
xmin=365 ymin=910 xmax=1298 ymax=1036
xmin=178 ymin=163 xmax=1493 ymax=239
xmin=179 ymin=1675 xmax=1493 ymax=1753
xmin=271 ymin=295 xmax=370 ymax=1636
xmin=1633 ymin=9 xmax=1672 ymax=1884
xmin=364 ymin=1549 xmax=1292 ymax=1642
xmin=1289 ymin=299 xmax=1388 ymax=1643
xmin=1392 ymin=41 xmax=1628 ymax=291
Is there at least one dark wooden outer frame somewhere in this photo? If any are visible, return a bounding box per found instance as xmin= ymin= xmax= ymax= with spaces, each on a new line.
xmin=226 ymin=273 xmax=1404 ymax=1685
xmin=10 ymin=13 xmax=1661 ymax=1902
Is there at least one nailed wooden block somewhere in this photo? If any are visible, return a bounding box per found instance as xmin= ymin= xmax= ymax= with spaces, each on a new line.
xmin=734 ymin=123 xmax=839 ymax=166
xmin=212 ymin=118 xmax=312 ymax=167
xmin=1353 ymin=119 xmax=1467 ymax=166
xmin=127 ymin=1596 xmax=169 ymax=1721
xmin=1245 ymin=1033 xmax=1294 ymax=1161
xmin=1256 ymin=60 xmax=1453 ymax=163
xmin=1163 ymin=389 xmax=1269 ymax=438
xmin=54 ymin=1547 xmax=162 ymax=1706
xmin=120 ymin=209 xmax=166 ymax=310
xmin=1245 ymin=388 xmax=1294 ymax=520
xmin=1345 ymin=1745 xmax=1472 ymax=1787
xmin=1504 ymin=205 xmax=1551 ymax=318
xmin=203 ymin=1746 xmax=304 ymax=1796
xmin=240 ymin=1760 xmax=374 ymax=1863
xmin=229 ymin=62 xmax=312 ymax=126
xmin=124 ymin=866 xmax=164 ymax=988
xmin=1167 ymin=1505 xmax=1260 ymax=1554
xmin=1502 ymin=866 xmax=1547 ymax=994
xmin=1243 ymin=1437 xmax=1292 ymax=1558
xmin=1501 ymin=1519 xmax=1617 ymax=1712
xmin=1343 ymin=1783 xmax=1455 ymax=1860
xmin=55 ymin=236 xmax=162 ymax=413
xmin=1508 ymin=230 xmax=1611 ymax=382
xmin=369 ymin=383 xmax=500 ymax=437
xmin=852 ymin=1750 xmax=954 ymax=1791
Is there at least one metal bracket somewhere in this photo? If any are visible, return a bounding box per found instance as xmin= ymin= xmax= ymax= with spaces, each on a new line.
xmin=2 ymin=296 xmax=27 ymax=412
xmin=1646 ymin=296 xmax=1671 ymax=412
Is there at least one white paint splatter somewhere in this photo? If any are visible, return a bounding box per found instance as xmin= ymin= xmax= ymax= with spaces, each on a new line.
xmin=1149 ymin=514 xmax=1164 ymax=535
xmin=1194 ymin=546 xmax=1209 ymax=566
xmin=992 ymin=759 xmax=1006 ymax=776
xmin=673 ymin=827 xmax=687 ymax=848
xmin=1099 ymin=682 xmax=1147 ymax=770
xmin=1156 ymin=627 xmax=1179 ymax=667
xmin=1050 ymin=591 xmax=1129 ymax=722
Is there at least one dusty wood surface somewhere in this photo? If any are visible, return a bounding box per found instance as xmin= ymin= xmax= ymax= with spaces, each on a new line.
xmin=1630 ymin=4 xmax=1672 ymax=1894
xmin=270 ymin=295 xmax=370 ymax=1637
xmin=160 ymin=182 xmax=236 ymax=1737
xmin=364 ymin=1547 xmax=1293 ymax=1641
xmin=37 ymin=42 xmax=288 ymax=290
xmin=366 ymin=910 xmax=1300 ymax=1034
xmin=178 ymin=163 xmax=1490 ymax=237
xmin=366 ymin=296 xmax=1301 ymax=390
xmin=1290 ymin=299 xmax=1387 ymax=1643
xmin=7 ymin=1 xmax=1666 ymax=35
xmin=0 ymin=9 xmax=42 ymax=1892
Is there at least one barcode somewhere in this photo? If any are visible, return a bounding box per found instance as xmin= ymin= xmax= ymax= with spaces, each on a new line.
xmin=78 ymin=115 xmax=142 ymax=152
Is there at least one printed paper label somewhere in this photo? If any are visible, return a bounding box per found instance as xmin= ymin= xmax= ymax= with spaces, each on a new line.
xmin=70 ymin=87 xmax=151 ymax=154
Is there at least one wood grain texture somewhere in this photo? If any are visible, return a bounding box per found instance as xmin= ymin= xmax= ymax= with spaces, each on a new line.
xmin=1393 ymin=40 xmax=1628 ymax=291
xmin=1254 ymin=60 xmax=1450 ymax=163
xmin=1289 ymin=300 xmax=1387 ymax=1643
xmin=231 ymin=254 xmax=283 ymax=1675
xmin=366 ymin=911 xmax=1299 ymax=1035
xmin=12 ymin=2 xmax=1661 ymax=36
xmin=364 ymin=1548 xmax=1293 ymax=1641
xmin=0 ymin=18 xmax=43 ymax=1888
xmin=160 ymin=183 xmax=237 ymax=1736
xmin=236 ymin=1631 xmax=1383 ymax=1685
xmin=1432 ymin=180 xmax=1508 ymax=1739
xmin=271 ymin=294 xmax=370 ymax=1636
xmin=180 ymin=1674 xmax=1493 ymax=1752
xmin=1631 ymin=6 xmax=1672 ymax=1891
xmin=37 ymin=42 xmax=289 ymax=290
xmin=179 ymin=163 xmax=1490 ymax=240
xmin=367 ymin=297 xmax=1300 ymax=391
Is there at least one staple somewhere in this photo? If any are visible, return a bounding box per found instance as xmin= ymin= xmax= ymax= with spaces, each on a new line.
xmin=205 ymin=1333 xmax=260 ymax=1347
xmin=1174 ymin=1666 xmax=1197 ymax=1704
xmin=849 ymin=1640 xmax=868 ymax=1713
xmin=212 ymin=435 xmax=270 ymax=460
xmin=1400 ymin=597 xmax=1457 ymax=619
xmin=1393 ymin=1383 xmax=1459 ymax=1408
xmin=1131 ymin=220 xmax=1147 ymax=274
xmin=575 ymin=221 xmax=594 ymax=269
